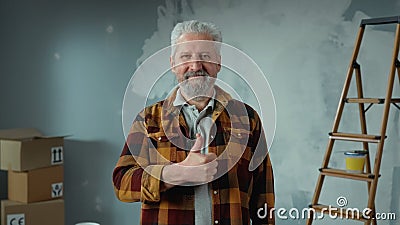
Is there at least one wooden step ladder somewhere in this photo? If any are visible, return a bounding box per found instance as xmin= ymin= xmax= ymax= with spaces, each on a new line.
xmin=306 ymin=16 xmax=400 ymax=225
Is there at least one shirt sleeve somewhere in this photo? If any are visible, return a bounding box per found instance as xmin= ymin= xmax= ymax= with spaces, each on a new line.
xmin=112 ymin=110 xmax=165 ymax=203
xmin=249 ymin=114 xmax=275 ymax=225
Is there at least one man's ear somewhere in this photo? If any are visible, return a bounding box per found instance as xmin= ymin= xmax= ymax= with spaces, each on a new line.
xmin=170 ymin=56 xmax=176 ymax=73
xmin=216 ymin=55 xmax=222 ymax=72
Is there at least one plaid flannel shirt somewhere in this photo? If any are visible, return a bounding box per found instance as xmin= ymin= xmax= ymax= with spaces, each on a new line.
xmin=113 ymin=86 xmax=275 ymax=225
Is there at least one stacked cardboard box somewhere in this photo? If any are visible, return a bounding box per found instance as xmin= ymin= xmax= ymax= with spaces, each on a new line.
xmin=0 ymin=128 xmax=65 ymax=225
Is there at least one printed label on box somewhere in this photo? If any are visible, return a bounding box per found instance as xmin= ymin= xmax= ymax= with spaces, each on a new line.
xmin=7 ymin=213 xmax=25 ymax=225
xmin=51 ymin=182 xmax=63 ymax=198
xmin=51 ymin=146 xmax=63 ymax=165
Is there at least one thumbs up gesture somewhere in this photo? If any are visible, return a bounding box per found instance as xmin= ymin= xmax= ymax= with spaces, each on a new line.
xmin=161 ymin=134 xmax=218 ymax=188
xmin=179 ymin=133 xmax=217 ymax=166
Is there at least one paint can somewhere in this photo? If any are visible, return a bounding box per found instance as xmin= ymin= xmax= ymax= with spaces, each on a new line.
xmin=344 ymin=150 xmax=368 ymax=173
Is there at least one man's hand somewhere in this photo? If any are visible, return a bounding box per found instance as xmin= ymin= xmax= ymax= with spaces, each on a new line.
xmin=161 ymin=134 xmax=218 ymax=190
xmin=178 ymin=133 xmax=217 ymax=166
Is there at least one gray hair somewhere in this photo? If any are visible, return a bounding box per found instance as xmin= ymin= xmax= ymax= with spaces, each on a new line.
xmin=171 ymin=20 xmax=222 ymax=45
xmin=170 ymin=20 xmax=222 ymax=56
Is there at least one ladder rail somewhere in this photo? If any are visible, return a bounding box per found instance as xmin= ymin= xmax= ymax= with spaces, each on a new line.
xmin=354 ymin=64 xmax=377 ymax=225
xmin=306 ymin=25 xmax=366 ymax=225
xmin=366 ymin=23 xmax=400 ymax=219
xmin=330 ymin=27 xmax=365 ymax=134
xmin=354 ymin=64 xmax=370 ymax=169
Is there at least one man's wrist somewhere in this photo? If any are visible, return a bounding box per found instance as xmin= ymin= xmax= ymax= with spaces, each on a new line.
xmin=160 ymin=164 xmax=181 ymax=191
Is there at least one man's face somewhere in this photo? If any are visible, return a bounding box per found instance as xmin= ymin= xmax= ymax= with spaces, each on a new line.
xmin=170 ymin=33 xmax=221 ymax=99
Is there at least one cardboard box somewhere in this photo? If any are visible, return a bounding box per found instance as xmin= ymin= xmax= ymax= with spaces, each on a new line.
xmin=8 ymin=165 xmax=63 ymax=203
xmin=0 ymin=128 xmax=64 ymax=171
xmin=1 ymin=199 xmax=64 ymax=225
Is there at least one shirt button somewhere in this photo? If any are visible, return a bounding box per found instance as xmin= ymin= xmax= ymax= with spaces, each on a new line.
xmin=210 ymin=135 xmax=214 ymax=139
xmin=213 ymin=191 xmax=218 ymax=195
xmin=214 ymin=220 xmax=219 ymax=224
xmin=237 ymin=133 xmax=241 ymax=137
xmin=158 ymin=137 xmax=162 ymax=141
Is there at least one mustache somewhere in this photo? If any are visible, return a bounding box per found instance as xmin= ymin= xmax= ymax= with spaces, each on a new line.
xmin=184 ymin=70 xmax=210 ymax=79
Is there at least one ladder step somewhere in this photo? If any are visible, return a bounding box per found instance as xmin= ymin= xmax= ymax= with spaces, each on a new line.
xmin=319 ymin=168 xmax=376 ymax=182
xmin=345 ymin=98 xmax=400 ymax=104
xmin=329 ymin=132 xmax=383 ymax=143
xmin=309 ymin=204 xmax=370 ymax=222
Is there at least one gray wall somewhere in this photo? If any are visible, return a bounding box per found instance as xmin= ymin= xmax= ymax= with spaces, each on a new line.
xmin=0 ymin=1 xmax=162 ymax=224
xmin=1 ymin=1 xmax=399 ymax=225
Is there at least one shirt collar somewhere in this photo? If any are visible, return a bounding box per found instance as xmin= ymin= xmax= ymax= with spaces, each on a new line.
xmin=173 ymin=88 xmax=216 ymax=111
xmin=163 ymin=85 xmax=231 ymax=118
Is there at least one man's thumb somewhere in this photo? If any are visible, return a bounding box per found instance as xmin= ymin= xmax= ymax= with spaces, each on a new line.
xmin=190 ymin=133 xmax=203 ymax=153
xmin=205 ymin=153 xmax=217 ymax=162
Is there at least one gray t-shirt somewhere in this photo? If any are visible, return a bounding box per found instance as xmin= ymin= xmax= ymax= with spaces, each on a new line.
xmin=173 ymin=88 xmax=215 ymax=225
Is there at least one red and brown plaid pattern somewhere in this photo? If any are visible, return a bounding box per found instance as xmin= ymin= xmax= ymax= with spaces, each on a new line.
xmin=113 ymin=86 xmax=275 ymax=225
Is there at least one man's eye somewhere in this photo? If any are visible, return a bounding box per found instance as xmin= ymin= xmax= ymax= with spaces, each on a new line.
xmin=200 ymin=54 xmax=210 ymax=59
xmin=180 ymin=55 xmax=191 ymax=59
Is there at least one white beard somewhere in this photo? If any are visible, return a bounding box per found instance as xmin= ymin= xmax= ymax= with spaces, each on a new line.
xmin=179 ymin=72 xmax=214 ymax=100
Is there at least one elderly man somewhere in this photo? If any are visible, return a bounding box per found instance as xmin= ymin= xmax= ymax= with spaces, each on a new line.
xmin=113 ymin=20 xmax=275 ymax=225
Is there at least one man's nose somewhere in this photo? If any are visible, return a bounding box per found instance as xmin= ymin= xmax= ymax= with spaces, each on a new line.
xmin=188 ymin=59 xmax=203 ymax=71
